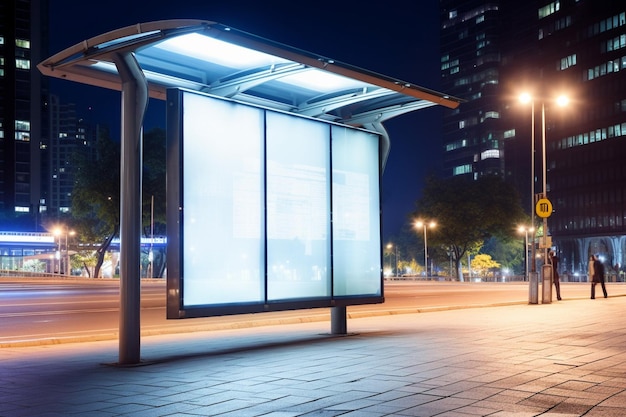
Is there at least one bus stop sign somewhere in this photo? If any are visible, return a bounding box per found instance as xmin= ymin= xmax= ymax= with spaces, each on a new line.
xmin=536 ymin=198 xmax=553 ymax=218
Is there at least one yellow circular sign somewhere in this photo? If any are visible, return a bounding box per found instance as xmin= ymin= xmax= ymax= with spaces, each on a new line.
xmin=536 ymin=198 xmax=553 ymax=218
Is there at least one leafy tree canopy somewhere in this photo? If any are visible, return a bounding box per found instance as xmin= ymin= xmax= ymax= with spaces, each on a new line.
xmin=413 ymin=174 xmax=527 ymax=280
xmin=70 ymin=127 xmax=166 ymax=277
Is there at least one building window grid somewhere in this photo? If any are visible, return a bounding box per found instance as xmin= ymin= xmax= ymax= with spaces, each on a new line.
xmin=538 ymin=1 xmax=560 ymax=19
xmin=556 ymin=121 xmax=626 ymax=152
xmin=558 ymin=54 xmax=576 ymax=70
xmin=586 ymin=12 xmax=626 ymax=38
xmin=585 ymin=54 xmax=626 ymax=81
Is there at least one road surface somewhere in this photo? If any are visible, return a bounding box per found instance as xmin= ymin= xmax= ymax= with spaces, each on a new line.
xmin=1 ymin=278 xmax=625 ymax=347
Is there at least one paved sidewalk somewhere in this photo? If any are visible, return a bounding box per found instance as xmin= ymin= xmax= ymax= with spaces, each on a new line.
xmin=2 ymin=295 xmax=626 ymax=416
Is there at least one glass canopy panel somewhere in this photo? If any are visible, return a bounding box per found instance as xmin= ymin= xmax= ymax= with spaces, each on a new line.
xmin=135 ymin=32 xmax=381 ymax=108
xmin=38 ymin=19 xmax=462 ymax=131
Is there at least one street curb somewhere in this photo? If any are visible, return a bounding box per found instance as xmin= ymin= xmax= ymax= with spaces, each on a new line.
xmin=3 ymin=292 xmax=624 ymax=349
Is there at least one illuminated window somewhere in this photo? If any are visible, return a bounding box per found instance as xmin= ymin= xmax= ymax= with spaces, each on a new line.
xmin=481 ymin=149 xmax=500 ymax=160
xmin=15 ymin=59 xmax=30 ymax=69
xmin=16 ymin=39 xmax=30 ymax=49
xmin=15 ymin=120 xmax=30 ymax=141
xmin=504 ymin=129 xmax=515 ymax=138
xmin=559 ymin=54 xmax=576 ymax=70
xmin=539 ymin=1 xmax=560 ymax=19
xmin=15 ymin=132 xmax=30 ymax=141
xmin=453 ymin=164 xmax=472 ymax=175
xmin=484 ymin=111 xmax=500 ymax=120
xmin=15 ymin=120 xmax=30 ymax=131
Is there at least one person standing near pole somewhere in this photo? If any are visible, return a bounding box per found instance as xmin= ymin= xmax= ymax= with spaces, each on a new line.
xmin=591 ymin=255 xmax=608 ymax=299
xmin=549 ymin=251 xmax=562 ymax=301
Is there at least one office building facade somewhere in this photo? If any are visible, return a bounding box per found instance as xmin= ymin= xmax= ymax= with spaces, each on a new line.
xmin=0 ymin=0 xmax=48 ymax=226
xmin=47 ymin=95 xmax=97 ymax=216
xmin=441 ymin=1 xmax=626 ymax=276
xmin=440 ymin=0 xmax=504 ymax=180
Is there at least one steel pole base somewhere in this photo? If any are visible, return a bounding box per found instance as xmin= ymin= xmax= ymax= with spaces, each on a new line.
xmin=529 ymin=272 xmax=539 ymax=304
xmin=331 ymin=306 xmax=347 ymax=334
xmin=542 ymin=263 xmax=553 ymax=304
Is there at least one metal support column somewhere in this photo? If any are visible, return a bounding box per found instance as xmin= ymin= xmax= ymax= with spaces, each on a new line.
xmin=542 ymin=263 xmax=553 ymax=304
xmin=331 ymin=306 xmax=347 ymax=334
xmin=114 ymin=52 xmax=148 ymax=365
xmin=529 ymin=272 xmax=538 ymax=304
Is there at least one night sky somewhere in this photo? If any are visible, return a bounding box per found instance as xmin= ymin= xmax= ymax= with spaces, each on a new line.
xmin=47 ymin=0 xmax=444 ymax=240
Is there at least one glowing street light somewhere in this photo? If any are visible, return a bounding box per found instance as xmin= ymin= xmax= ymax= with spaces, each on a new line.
xmin=519 ymin=92 xmax=569 ymax=303
xmin=415 ymin=220 xmax=436 ymax=277
xmin=386 ymin=243 xmax=399 ymax=277
xmin=53 ymin=226 xmax=75 ymax=276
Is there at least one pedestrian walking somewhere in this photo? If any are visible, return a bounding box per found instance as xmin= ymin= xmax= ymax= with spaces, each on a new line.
xmin=591 ymin=255 xmax=608 ymax=299
xmin=549 ymin=251 xmax=562 ymax=300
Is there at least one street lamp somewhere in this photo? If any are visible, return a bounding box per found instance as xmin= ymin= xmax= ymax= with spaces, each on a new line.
xmin=518 ymin=225 xmax=535 ymax=282
xmin=66 ymin=230 xmax=76 ymax=276
xmin=386 ymin=243 xmax=398 ymax=277
xmin=519 ymin=92 xmax=569 ymax=303
xmin=415 ymin=220 xmax=436 ymax=277
xmin=53 ymin=229 xmax=62 ymax=274
xmin=53 ymin=226 xmax=75 ymax=276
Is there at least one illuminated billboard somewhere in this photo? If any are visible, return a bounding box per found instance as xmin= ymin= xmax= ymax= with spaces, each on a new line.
xmin=166 ymin=89 xmax=383 ymax=319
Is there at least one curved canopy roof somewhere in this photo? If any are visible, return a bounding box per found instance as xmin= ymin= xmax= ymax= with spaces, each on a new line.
xmin=38 ymin=19 xmax=461 ymax=129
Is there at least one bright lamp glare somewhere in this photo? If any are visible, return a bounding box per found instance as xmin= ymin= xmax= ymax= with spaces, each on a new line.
xmin=556 ymin=95 xmax=569 ymax=107
xmin=519 ymin=93 xmax=532 ymax=104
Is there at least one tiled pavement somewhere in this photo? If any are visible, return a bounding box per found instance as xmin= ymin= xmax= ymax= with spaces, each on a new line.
xmin=2 ymin=295 xmax=626 ymax=416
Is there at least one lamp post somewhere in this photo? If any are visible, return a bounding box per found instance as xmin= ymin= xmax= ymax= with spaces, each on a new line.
xmin=66 ymin=230 xmax=75 ymax=276
xmin=386 ymin=243 xmax=398 ymax=277
xmin=520 ymin=93 xmax=569 ymax=304
xmin=53 ymin=226 xmax=75 ymax=276
xmin=415 ymin=220 xmax=436 ymax=277
xmin=518 ymin=226 xmax=535 ymax=282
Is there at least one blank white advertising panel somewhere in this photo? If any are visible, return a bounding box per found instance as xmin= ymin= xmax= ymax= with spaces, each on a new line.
xmin=331 ymin=126 xmax=382 ymax=297
xmin=266 ymin=112 xmax=331 ymax=301
xmin=181 ymin=93 xmax=265 ymax=306
xmin=167 ymin=89 xmax=383 ymax=317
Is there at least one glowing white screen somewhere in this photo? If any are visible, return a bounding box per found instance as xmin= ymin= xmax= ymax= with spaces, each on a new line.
xmin=182 ymin=93 xmax=265 ymax=306
xmin=266 ymin=112 xmax=331 ymax=300
xmin=175 ymin=90 xmax=382 ymax=310
xmin=331 ymin=126 xmax=382 ymax=296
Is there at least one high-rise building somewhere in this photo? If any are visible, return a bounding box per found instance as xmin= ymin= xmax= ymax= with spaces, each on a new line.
xmin=517 ymin=2 xmax=626 ymax=274
xmin=440 ymin=1 xmax=504 ymax=180
xmin=47 ymin=95 xmax=97 ymax=216
xmin=441 ymin=0 xmax=626 ymax=276
xmin=0 ymin=0 xmax=49 ymax=226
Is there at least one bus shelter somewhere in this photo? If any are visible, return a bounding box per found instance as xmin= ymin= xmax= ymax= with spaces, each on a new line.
xmin=38 ymin=20 xmax=461 ymax=364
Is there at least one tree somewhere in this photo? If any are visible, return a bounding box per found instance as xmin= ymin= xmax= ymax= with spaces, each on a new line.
xmin=481 ymin=236 xmax=525 ymax=274
xmin=71 ymin=127 xmax=167 ymax=278
xmin=471 ymin=254 xmax=500 ymax=279
xmin=414 ymin=175 xmax=526 ymax=281
xmin=71 ymin=127 xmax=120 ymax=278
